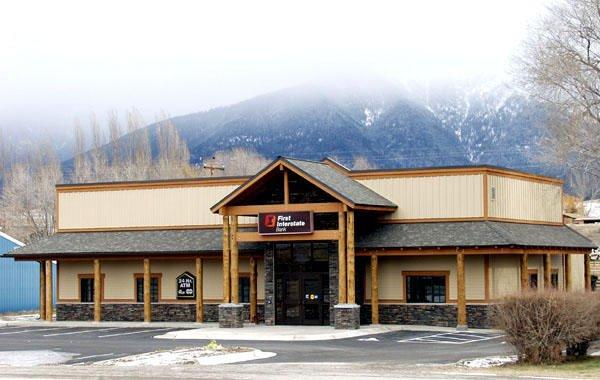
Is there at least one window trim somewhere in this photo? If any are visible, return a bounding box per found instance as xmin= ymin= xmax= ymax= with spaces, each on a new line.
xmin=77 ymin=273 xmax=105 ymax=303
xmin=402 ymin=271 xmax=449 ymax=304
xmin=133 ymin=273 xmax=163 ymax=303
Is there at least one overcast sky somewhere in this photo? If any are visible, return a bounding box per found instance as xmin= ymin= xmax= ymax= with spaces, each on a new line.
xmin=0 ymin=0 xmax=550 ymax=133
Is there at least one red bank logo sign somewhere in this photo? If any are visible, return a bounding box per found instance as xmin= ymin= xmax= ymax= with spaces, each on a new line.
xmin=258 ymin=211 xmax=313 ymax=235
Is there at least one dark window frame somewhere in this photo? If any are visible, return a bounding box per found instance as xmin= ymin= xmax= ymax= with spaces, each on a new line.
xmin=239 ymin=274 xmax=250 ymax=303
xmin=135 ymin=274 xmax=161 ymax=303
xmin=403 ymin=272 xmax=448 ymax=304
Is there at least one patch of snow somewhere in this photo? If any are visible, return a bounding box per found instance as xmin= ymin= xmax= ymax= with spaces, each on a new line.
xmin=458 ymin=355 xmax=517 ymax=368
xmin=95 ymin=348 xmax=276 ymax=367
xmin=591 ymin=351 xmax=600 ymax=357
xmin=0 ymin=350 xmax=76 ymax=366
xmin=357 ymin=337 xmax=379 ymax=342
xmin=584 ymin=200 xmax=600 ymax=218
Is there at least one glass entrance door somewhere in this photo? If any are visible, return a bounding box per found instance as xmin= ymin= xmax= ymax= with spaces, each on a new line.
xmin=274 ymin=242 xmax=331 ymax=325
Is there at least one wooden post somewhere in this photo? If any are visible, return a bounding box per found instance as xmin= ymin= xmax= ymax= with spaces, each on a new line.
xmin=45 ymin=260 xmax=53 ymax=321
xmin=230 ymin=216 xmax=239 ymax=304
xmin=222 ymin=215 xmax=231 ymax=303
xmin=283 ymin=169 xmax=289 ymax=204
xmin=196 ymin=257 xmax=203 ymax=323
xmin=585 ymin=253 xmax=592 ymax=292
xmin=520 ymin=254 xmax=529 ymax=290
xmin=94 ymin=259 xmax=101 ymax=322
xmin=250 ymin=257 xmax=257 ymax=323
xmin=544 ymin=253 xmax=552 ymax=289
xmin=456 ymin=253 xmax=467 ymax=328
xmin=338 ymin=211 xmax=347 ymax=304
xmin=39 ymin=261 xmax=46 ymax=321
xmin=143 ymin=258 xmax=151 ymax=322
xmin=565 ymin=254 xmax=572 ymax=291
xmin=371 ymin=255 xmax=379 ymax=324
xmin=346 ymin=210 xmax=355 ymax=304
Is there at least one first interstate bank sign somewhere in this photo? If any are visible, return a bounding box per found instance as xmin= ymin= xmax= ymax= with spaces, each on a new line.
xmin=258 ymin=211 xmax=313 ymax=235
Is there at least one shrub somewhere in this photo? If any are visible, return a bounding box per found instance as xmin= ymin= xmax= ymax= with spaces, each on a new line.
xmin=491 ymin=290 xmax=600 ymax=364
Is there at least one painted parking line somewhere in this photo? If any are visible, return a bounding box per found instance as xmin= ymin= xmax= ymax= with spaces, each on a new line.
xmin=0 ymin=327 xmax=70 ymax=335
xmin=98 ymin=327 xmax=174 ymax=338
xmin=43 ymin=327 xmax=122 ymax=337
xmin=397 ymin=332 xmax=504 ymax=345
xmin=73 ymin=353 xmax=115 ymax=361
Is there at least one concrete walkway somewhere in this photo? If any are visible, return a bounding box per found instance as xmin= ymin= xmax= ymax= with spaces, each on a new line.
xmin=0 ymin=319 xmax=502 ymax=341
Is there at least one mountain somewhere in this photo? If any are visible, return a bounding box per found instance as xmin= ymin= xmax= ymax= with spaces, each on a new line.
xmin=100 ymin=79 xmax=555 ymax=175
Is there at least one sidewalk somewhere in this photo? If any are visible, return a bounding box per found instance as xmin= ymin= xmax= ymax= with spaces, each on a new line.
xmin=0 ymin=319 xmax=501 ymax=341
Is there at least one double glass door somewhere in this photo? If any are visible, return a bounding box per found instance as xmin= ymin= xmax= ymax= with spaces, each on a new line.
xmin=275 ymin=242 xmax=330 ymax=325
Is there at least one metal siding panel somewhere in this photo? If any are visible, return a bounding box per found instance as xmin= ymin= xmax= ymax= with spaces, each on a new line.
xmin=0 ymin=236 xmax=51 ymax=313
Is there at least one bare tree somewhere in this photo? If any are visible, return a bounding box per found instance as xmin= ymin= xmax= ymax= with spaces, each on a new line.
xmin=72 ymin=120 xmax=93 ymax=183
xmin=154 ymin=114 xmax=199 ymax=179
xmin=0 ymin=141 xmax=62 ymax=241
xmin=352 ymin=155 xmax=376 ymax=170
xmin=107 ymin=110 xmax=123 ymax=170
xmin=519 ymin=0 xmax=600 ymax=195
xmin=209 ymin=147 xmax=269 ymax=176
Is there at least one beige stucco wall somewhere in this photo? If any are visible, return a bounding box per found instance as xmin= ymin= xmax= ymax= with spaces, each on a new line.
xmin=58 ymin=258 xmax=265 ymax=303
xmin=364 ymin=255 xmax=486 ymax=302
xmin=488 ymin=175 xmax=562 ymax=223
xmin=358 ymin=174 xmax=484 ymax=220
xmin=57 ymin=185 xmax=255 ymax=230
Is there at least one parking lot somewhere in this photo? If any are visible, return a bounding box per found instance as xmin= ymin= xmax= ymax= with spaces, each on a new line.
xmin=0 ymin=324 xmax=510 ymax=366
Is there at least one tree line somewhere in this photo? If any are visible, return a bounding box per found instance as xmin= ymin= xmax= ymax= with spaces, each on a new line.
xmin=0 ymin=110 xmax=270 ymax=242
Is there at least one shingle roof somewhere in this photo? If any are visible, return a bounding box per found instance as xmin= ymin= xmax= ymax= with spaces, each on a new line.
xmin=283 ymin=158 xmax=396 ymax=208
xmin=7 ymin=229 xmax=264 ymax=258
xmin=567 ymin=224 xmax=600 ymax=247
xmin=356 ymin=221 xmax=598 ymax=249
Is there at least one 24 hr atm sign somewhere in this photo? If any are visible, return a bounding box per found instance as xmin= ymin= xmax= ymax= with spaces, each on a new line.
xmin=258 ymin=211 xmax=313 ymax=235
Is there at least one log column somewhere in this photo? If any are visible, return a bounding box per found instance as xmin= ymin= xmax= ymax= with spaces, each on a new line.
xmin=346 ymin=210 xmax=355 ymax=304
xmin=196 ymin=257 xmax=203 ymax=323
xmin=370 ymin=255 xmax=379 ymax=325
xmin=143 ymin=258 xmax=151 ymax=323
xmin=94 ymin=259 xmax=101 ymax=322
xmin=456 ymin=253 xmax=467 ymax=329
xmin=544 ymin=253 xmax=552 ymax=289
xmin=565 ymin=254 xmax=572 ymax=291
xmin=222 ymin=215 xmax=231 ymax=303
xmin=45 ymin=260 xmax=53 ymax=321
xmin=250 ymin=257 xmax=257 ymax=323
xmin=338 ymin=211 xmax=347 ymax=304
xmin=230 ymin=216 xmax=239 ymax=304
xmin=39 ymin=261 xmax=46 ymax=321
xmin=520 ymin=254 xmax=529 ymax=290
xmin=585 ymin=253 xmax=592 ymax=292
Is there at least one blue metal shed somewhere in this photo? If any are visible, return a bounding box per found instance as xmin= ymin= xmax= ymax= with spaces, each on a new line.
xmin=0 ymin=232 xmax=55 ymax=313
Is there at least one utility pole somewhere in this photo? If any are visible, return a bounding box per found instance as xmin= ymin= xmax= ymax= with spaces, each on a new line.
xmin=203 ymin=156 xmax=225 ymax=176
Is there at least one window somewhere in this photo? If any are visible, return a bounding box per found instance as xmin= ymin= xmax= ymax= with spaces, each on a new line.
xmin=239 ymin=276 xmax=250 ymax=303
xmin=529 ymin=271 xmax=538 ymax=289
xmin=136 ymin=276 xmax=160 ymax=303
xmin=406 ymin=274 xmax=446 ymax=303
xmin=80 ymin=277 xmax=94 ymax=303
xmin=551 ymin=270 xmax=559 ymax=289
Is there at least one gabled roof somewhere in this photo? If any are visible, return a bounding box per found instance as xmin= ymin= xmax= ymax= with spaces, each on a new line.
xmin=356 ymin=221 xmax=598 ymax=250
xmin=211 ymin=157 xmax=397 ymax=212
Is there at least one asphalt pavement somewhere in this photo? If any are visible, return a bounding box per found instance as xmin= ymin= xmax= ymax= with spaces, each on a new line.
xmin=0 ymin=325 xmax=511 ymax=365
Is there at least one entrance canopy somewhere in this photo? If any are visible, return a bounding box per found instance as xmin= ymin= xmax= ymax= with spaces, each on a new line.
xmin=211 ymin=157 xmax=397 ymax=214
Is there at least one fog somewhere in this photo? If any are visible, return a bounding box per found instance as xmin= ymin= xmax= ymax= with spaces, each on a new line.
xmin=0 ymin=0 xmax=549 ymax=134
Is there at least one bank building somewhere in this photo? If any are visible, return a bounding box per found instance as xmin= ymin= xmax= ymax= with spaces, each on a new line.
xmin=8 ymin=157 xmax=596 ymax=329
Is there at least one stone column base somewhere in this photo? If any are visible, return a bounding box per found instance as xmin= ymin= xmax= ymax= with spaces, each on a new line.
xmin=334 ymin=304 xmax=360 ymax=329
xmin=456 ymin=324 xmax=468 ymax=331
xmin=218 ymin=303 xmax=244 ymax=328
